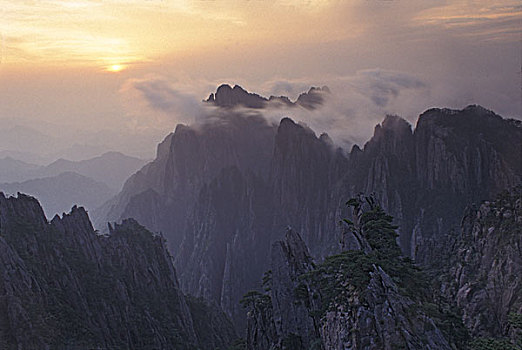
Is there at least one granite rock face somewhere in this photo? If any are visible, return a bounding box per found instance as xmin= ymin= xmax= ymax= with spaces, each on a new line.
xmin=317 ymin=266 xmax=450 ymax=350
xmin=246 ymin=205 xmax=455 ymax=350
xmin=96 ymin=104 xmax=521 ymax=327
xmin=268 ymin=230 xmax=318 ymax=347
xmin=0 ymin=193 xmax=236 ymax=349
xmin=441 ymin=186 xmax=522 ymax=339
xmin=408 ymin=106 xmax=521 ymax=264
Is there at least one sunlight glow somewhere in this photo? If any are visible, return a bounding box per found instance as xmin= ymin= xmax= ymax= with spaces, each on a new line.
xmin=107 ymin=64 xmax=125 ymax=72
xmin=2 ymin=0 xmax=519 ymax=68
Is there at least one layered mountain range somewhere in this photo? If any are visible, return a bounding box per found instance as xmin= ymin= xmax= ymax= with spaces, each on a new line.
xmin=0 ymin=172 xmax=116 ymax=218
xmin=0 ymin=152 xmax=146 ymax=217
xmin=95 ymin=86 xmax=521 ymax=330
xmin=0 ymin=151 xmax=146 ymax=190
xmin=0 ymin=193 xmax=236 ymax=349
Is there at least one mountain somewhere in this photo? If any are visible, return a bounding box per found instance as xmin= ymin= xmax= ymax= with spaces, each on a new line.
xmin=0 ymin=151 xmax=147 ymax=191
xmin=41 ymin=151 xmax=147 ymax=190
xmin=94 ymin=112 xmax=278 ymax=325
xmin=244 ymin=199 xmax=463 ymax=349
xmin=0 ymin=125 xmax=64 ymax=156
xmin=95 ymin=103 xmax=521 ymax=326
xmin=0 ymin=151 xmax=49 ymax=166
xmin=49 ymin=143 xmax=114 ymax=163
xmin=0 ymin=172 xmax=117 ymax=217
xmin=205 ymin=84 xmax=330 ymax=110
xmin=0 ymin=193 xmax=236 ymax=349
xmin=295 ymin=86 xmax=330 ymax=110
xmin=439 ymin=186 xmax=522 ymax=343
xmin=0 ymin=157 xmax=40 ymax=183
xmin=344 ymin=106 xmax=521 ymax=264
xmin=245 ymin=193 xmax=522 ymax=349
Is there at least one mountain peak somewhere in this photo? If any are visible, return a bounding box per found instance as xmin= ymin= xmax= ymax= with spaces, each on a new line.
xmin=205 ymin=83 xmax=267 ymax=109
xmin=416 ymin=104 xmax=505 ymax=131
xmin=205 ymin=84 xmax=329 ymax=110
xmin=295 ymin=86 xmax=330 ymax=110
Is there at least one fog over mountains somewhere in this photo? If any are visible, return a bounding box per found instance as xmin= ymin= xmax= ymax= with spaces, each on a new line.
xmin=94 ymin=85 xmax=521 ymax=337
xmin=1 ymin=84 xmax=521 ymax=349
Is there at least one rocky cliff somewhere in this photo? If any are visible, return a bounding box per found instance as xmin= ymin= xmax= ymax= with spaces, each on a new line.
xmin=245 ymin=199 xmax=460 ymax=350
xmin=0 ymin=192 xmax=236 ymax=349
xmin=440 ymin=186 xmax=522 ymax=343
xmin=95 ymin=97 xmax=521 ymax=327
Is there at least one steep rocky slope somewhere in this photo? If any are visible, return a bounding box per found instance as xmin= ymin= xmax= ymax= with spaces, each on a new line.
xmin=96 ymin=113 xmax=276 ymax=253
xmin=244 ymin=199 xmax=460 ymax=350
xmin=0 ymin=193 xmax=236 ymax=349
xmin=440 ymin=186 xmax=522 ymax=342
xmin=95 ymin=98 xmax=521 ymax=326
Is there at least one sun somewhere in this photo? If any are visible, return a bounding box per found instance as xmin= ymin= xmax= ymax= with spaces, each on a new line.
xmin=106 ymin=64 xmax=125 ymax=72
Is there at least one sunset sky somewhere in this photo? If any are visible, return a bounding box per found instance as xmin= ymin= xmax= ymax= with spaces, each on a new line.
xmin=0 ymin=0 xmax=520 ymax=159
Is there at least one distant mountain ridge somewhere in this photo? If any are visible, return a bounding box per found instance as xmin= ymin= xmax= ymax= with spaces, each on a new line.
xmin=0 ymin=151 xmax=147 ymax=190
xmin=0 ymin=151 xmax=147 ymax=217
xmin=0 ymin=172 xmax=117 ymax=217
xmin=0 ymin=157 xmax=40 ymax=183
xmin=42 ymin=151 xmax=148 ymax=190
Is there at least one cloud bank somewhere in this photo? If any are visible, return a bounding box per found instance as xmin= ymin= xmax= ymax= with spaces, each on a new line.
xmin=121 ymin=69 xmax=431 ymax=150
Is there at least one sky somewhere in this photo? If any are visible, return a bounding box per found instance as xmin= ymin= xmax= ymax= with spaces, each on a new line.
xmin=0 ymin=0 xmax=520 ymax=160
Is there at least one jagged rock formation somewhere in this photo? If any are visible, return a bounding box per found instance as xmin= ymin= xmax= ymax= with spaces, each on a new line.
xmin=0 ymin=193 xmax=236 ymax=349
xmin=440 ymin=186 xmax=522 ymax=340
xmin=245 ymin=202 xmax=458 ymax=349
xmin=95 ymin=102 xmax=521 ymax=326
xmin=205 ymin=84 xmax=330 ymax=110
xmin=206 ymin=84 xmax=268 ymax=109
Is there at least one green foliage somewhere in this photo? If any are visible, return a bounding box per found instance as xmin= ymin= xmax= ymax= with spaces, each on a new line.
xmin=360 ymin=207 xmax=401 ymax=259
xmin=509 ymin=312 xmax=522 ymax=329
xmin=240 ymin=290 xmax=271 ymax=311
xmin=301 ymin=250 xmax=375 ymax=317
xmin=343 ymin=197 xmax=430 ymax=302
xmin=469 ymin=337 xmax=517 ymax=350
